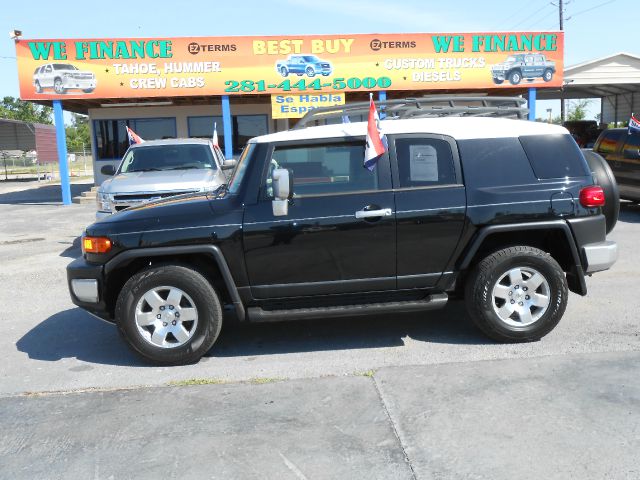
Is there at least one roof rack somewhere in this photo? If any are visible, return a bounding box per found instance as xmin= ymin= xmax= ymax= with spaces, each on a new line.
xmin=294 ymin=96 xmax=529 ymax=129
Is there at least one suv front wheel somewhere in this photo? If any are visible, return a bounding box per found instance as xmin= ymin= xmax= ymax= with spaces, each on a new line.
xmin=115 ymin=264 xmax=222 ymax=365
xmin=465 ymin=246 xmax=567 ymax=342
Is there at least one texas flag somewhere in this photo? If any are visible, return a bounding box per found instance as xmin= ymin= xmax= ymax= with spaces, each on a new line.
xmin=629 ymin=114 xmax=640 ymax=134
xmin=364 ymin=93 xmax=387 ymax=171
xmin=213 ymin=122 xmax=219 ymax=146
xmin=126 ymin=126 xmax=144 ymax=145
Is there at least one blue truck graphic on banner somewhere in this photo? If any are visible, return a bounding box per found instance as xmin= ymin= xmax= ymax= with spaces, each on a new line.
xmin=275 ymin=55 xmax=333 ymax=78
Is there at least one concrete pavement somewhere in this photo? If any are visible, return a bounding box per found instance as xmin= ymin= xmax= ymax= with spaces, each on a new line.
xmin=1 ymin=351 xmax=639 ymax=479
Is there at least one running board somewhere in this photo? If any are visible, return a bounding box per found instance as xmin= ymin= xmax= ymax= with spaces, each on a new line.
xmin=246 ymin=293 xmax=448 ymax=323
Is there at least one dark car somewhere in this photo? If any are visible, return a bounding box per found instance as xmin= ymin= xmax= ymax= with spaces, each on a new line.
xmin=593 ymin=128 xmax=640 ymax=201
xmin=67 ymin=97 xmax=618 ymax=365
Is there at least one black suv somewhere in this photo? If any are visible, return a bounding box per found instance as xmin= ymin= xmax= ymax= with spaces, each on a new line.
xmin=593 ymin=128 xmax=640 ymax=201
xmin=68 ymin=97 xmax=619 ymax=365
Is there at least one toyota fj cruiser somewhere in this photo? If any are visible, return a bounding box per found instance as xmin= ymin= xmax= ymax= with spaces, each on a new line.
xmin=67 ymin=97 xmax=619 ymax=365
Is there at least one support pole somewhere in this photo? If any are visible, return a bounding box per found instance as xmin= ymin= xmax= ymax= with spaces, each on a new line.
xmin=528 ymin=88 xmax=537 ymax=121
xmin=378 ymin=90 xmax=387 ymax=119
xmin=53 ymin=100 xmax=71 ymax=205
xmin=221 ymin=95 xmax=233 ymax=159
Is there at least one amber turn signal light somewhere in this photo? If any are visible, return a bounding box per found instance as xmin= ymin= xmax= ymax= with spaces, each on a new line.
xmin=82 ymin=236 xmax=112 ymax=254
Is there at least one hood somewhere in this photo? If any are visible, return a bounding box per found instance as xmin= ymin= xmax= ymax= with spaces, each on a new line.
xmin=101 ymin=168 xmax=223 ymax=194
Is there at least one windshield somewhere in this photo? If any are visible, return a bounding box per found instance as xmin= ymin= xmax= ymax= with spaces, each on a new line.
xmin=303 ymin=56 xmax=320 ymax=62
xmin=506 ymin=56 xmax=518 ymax=63
xmin=53 ymin=64 xmax=78 ymax=70
xmin=228 ymin=143 xmax=256 ymax=194
xmin=118 ymin=144 xmax=217 ymax=173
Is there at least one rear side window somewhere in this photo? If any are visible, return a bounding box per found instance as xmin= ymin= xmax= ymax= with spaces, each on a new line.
xmin=395 ymin=137 xmax=457 ymax=187
xmin=519 ymin=134 xmax=590 ymax=179
xmin=595 ymin=129 xmax=625 ymax=155
xmin=457 ymin=137 xmax=536 ymax=188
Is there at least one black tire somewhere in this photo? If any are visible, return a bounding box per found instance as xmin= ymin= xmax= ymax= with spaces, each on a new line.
xmin=465 ymin=246 xmax=568 ymax=343
xmin=83 ymin=88 xmax=94 ymax=93
xmin=582 ymin=149 xmax=619 ymax=234
xmin=508 ymin=70 xmax=522 ymax=85
xmin=543 ymin=69 xmax=553 ymax=82
xmin=115 ymin=264 xmax=222 ymax=365
xmin=34 ymin=81 xmax=42 ymax=93
xmin=492 ymin=77 xmax=504 ymax=85
xmin=305 ymin=67 xmax=316 ymax=77
xmin=280 ymin=67 xmax=288 ymax=77
xmin=53 ymin=78 xmax=66 ymax=94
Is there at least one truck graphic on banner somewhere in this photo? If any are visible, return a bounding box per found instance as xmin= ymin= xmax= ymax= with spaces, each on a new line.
xmin=275 ymin=55 xmax=333 ymax=78
xmin=32 ymin=63 xmax=97 ymax=94
xmin=490 ymin=53 xmax=556 ymax=85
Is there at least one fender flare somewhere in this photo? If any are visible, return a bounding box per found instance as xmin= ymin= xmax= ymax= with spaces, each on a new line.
xmin=104 ymin=245 xmax=245 ymax=321
xmin=458 ymin=220 xmax=587 ymax=296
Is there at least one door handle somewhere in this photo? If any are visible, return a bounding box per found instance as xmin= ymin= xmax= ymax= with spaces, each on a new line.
xmin=355 ymin=208 xmax=392 ymax=219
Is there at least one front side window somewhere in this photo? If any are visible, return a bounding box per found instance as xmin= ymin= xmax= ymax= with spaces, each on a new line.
xmin=395 ymin=138 xmax=457 ymax=187
xmin=118 ymin=144 xmax=216 ymax=173
xmin=596 ymin=130 xmax=625 ymax=155
xmin=267 ymin=141 xmax=376 ymax=197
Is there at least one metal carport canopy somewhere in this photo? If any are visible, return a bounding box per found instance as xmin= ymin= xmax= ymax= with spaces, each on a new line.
xmin=536 ymin=52 xmax=640 ymax=100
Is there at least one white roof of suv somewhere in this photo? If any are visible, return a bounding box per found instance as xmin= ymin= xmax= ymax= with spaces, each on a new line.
xmin=252 ymin=117 xmax=569 ymax=144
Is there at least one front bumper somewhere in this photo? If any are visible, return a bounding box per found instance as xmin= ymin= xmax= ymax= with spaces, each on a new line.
xmin=62 ymin=78 xmax=96 ymax=89
xmin=583 ymin=241 xmax=618 ymax=273
xmin=67 ymin=256 xmax=113 ymax=322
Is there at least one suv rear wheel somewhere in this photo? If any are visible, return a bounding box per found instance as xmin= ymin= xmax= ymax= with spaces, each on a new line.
xmin=465 ymin=246 xmax=567 ymax=342
xmin=543 ymin=69 xmax=554 ymax=82
xmin=115 ymin=264 xmax=222 ymax=365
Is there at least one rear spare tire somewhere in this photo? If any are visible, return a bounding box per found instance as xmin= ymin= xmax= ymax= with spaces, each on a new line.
xmin=582 ymin=149 xmax=619 ymax=234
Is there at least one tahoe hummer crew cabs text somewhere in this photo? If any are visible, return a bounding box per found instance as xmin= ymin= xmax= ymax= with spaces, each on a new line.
xmin=67 ymin=97 xmax=619 ymax=365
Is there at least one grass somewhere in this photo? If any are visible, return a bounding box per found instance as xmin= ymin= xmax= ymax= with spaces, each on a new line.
xmin=354 ymin=369 xmax=376 ymax=377
xmin=168 ymin=378 xmax=227 ymax=386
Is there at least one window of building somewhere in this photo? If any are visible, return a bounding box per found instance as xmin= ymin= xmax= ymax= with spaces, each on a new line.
xmin=93 ymin=117 xmax=176 ymax=160
xmin=188 ymin=114 xmax=268 ymax=157
xmin=267 ymin=142 xmax=376 ymax=197
xmin=395 ymin=137 xmax=457 ymax=187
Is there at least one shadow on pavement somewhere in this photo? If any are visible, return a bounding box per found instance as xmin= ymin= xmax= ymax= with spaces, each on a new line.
xmin=17 ymin=302 xmax=489 ymax=366
xmin=16 ymin=308 xmax=145 ymax=367
xmin=59 ymin=236 xmax=82 ymax=258
xmin=209 ymin=300 xmax=491 ymax=358
xmin=619 ymin=201 xmax=640 ymax=223
xmin=0 ymin=183 xmax=91 ymax=204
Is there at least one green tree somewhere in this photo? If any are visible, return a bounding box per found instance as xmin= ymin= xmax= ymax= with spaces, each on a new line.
xmin=566 ymin=99 xmax=592 ymax=121
xmin=0 ymin=96 xmax=52 ymax=124
xmin=65 ymin=114 xmax=90 ymax=152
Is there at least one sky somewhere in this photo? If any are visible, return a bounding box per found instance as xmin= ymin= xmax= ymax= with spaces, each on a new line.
xmin=1 ymin=0 xmax=635 ymax=121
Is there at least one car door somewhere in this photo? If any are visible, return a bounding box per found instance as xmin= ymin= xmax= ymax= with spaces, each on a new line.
xmin=242 ymin=138 xmax=396 ymax=299
xmin=620 ymin=132 xmax=640 ymax=198
xmin=595 ymin=129 xmax=627 ymax=186
xmin=523 ymin=55 xmax=535 ymax=78
xmin=389 ymin=134 xmax=467 ymax=288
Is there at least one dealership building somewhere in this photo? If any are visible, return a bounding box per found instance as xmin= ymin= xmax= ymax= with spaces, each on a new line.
xmin=15 ymin=31 xmax=569 ymax=202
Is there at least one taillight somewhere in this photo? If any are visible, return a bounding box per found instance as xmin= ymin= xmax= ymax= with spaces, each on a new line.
xmin=579 ymin=186 xmax=605 ymax=208
xmin=82 ymin=236 xmax=112 ymax=254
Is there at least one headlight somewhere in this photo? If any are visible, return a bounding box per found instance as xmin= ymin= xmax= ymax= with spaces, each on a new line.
xmin=96 ymin=191 xmax=111 ymax=212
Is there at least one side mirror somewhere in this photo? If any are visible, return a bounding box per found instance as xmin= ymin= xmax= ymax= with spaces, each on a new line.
xmin=100 ymin=164 xmax=116 ymax=176
xmin=272 ymin=168 xmax=293 ymax=216
xmin=221 ymin=159 xmax=237 ymax=170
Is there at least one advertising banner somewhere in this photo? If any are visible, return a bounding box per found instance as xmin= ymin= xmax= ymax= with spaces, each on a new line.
xmin=15 ymin=32 xmax=563 ymax=100
xmin=271 ymin=93 xmax=345 ymax=118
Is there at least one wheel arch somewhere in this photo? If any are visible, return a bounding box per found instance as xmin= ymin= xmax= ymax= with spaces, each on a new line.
xmin=457 ymin=221 xmax=587 ymax=296
xmin=104 ymin=245 xmax=245 ymax=321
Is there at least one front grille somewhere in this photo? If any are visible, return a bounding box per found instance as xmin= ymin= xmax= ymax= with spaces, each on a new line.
xmin=113 ymin=191 xmax=195 ymax=202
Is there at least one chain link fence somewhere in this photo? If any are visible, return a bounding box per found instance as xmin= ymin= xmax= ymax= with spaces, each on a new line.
xmin=0 ymin=151 xmax=94 ymax=181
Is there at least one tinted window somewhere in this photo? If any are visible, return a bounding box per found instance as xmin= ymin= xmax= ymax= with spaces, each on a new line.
xmin=269 ymin=142 xmax=376 ymax=197
xmin=395 ymin=137 xmax=457 ymax=187
xmin=519 ymin=134 xmax=590 ymax=179
xmin=188 ymin=115 xmax=267 ymax=156
xmin=457 ymin=137 xmax=536 ymax=188
xmin=595 ymin=129 xmax=625 ymax=155
xmin=94 ymin=118 xmax=176 ymax=160
xmin=622 ymin=132 xmax=640 ymax=159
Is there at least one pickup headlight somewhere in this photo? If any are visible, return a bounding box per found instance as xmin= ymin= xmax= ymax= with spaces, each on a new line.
xmin=96 ymin=191 xmax=111 ymax=212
